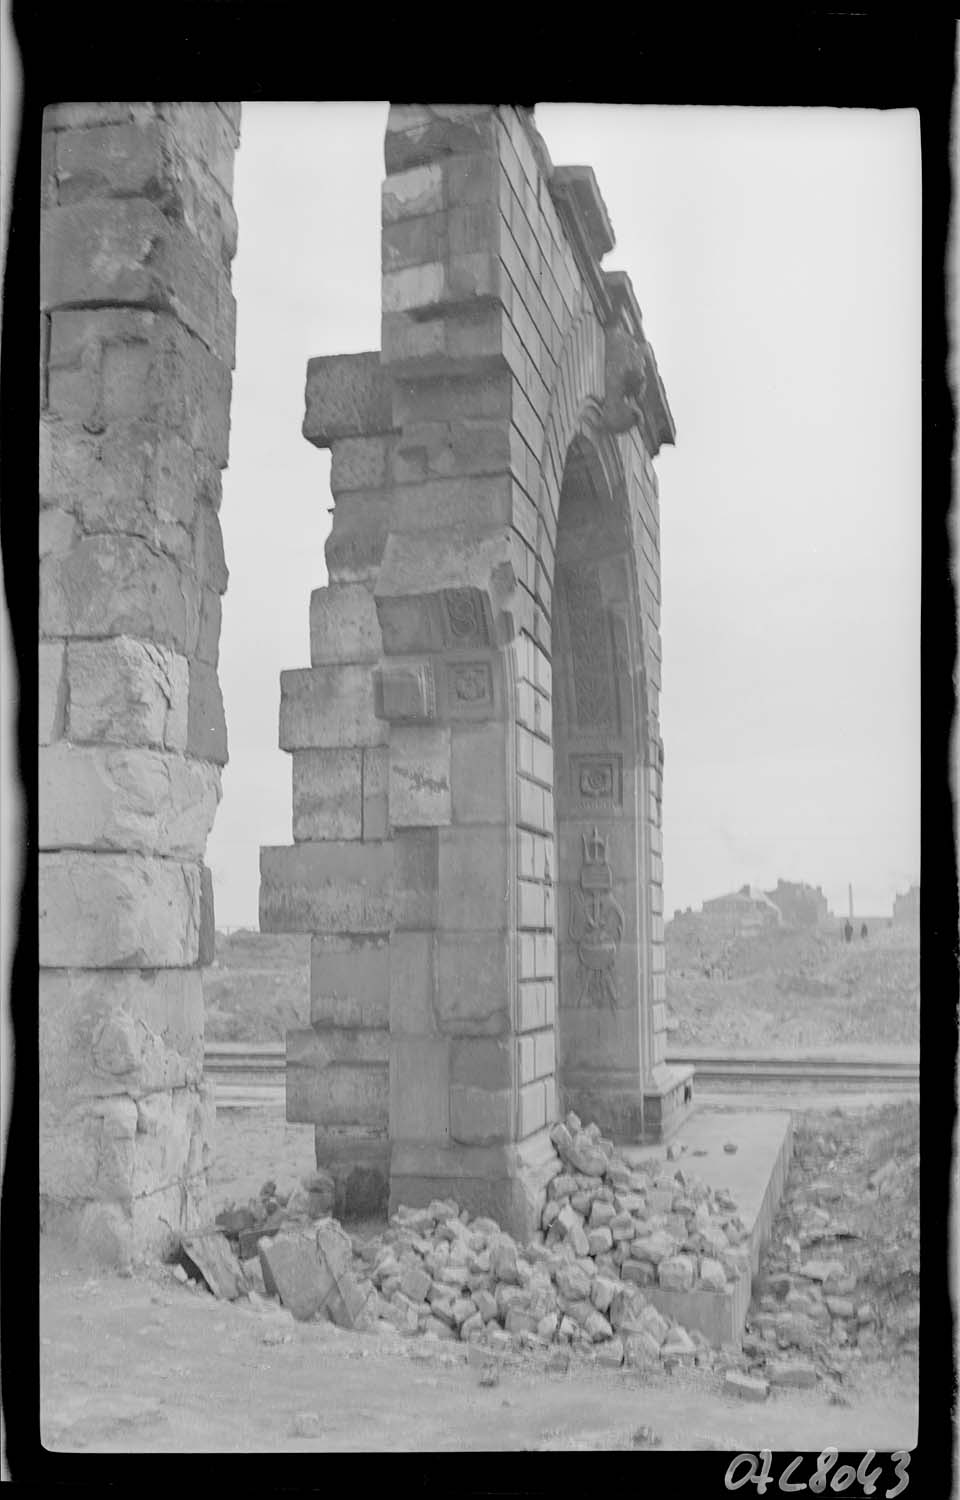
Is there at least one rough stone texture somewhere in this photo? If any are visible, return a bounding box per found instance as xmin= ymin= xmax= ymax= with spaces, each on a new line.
xmin=265 ymin=106 xmax=676 ymax=1237
xmin=38 ymin=102 xmax=239 ymax=1260
xmin=66 ymin=638 xmax=190 ymax=750
xmin=39 ymin=743 xmax=220 ymax=856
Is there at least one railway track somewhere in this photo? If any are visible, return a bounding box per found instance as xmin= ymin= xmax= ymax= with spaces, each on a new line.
xmin=203 ymin=1041 xmax=919 ymax=1100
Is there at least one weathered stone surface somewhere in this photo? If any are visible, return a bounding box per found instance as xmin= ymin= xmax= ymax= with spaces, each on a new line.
xmin=311 ymin=933 xmax=390 ymax=1030
xmin=303 ymin=352 xmax=394 ymax=447
xmin=39 ymin=640 xmax=67 ymax=743
xmin=260 ymin=842 xmax=393 ymax=934
xmin=724 ymin=1370 xmax=769 ymax=1401
xmin=46 ymin=308 xmax=233 ymax=465
xmin=310 ymin=584 xmax=382 ymax=665
xmin=765 ymin=1359 xmax=818 ymax=1388
xmin=38 ymin=967 xmax=204 ymax=1100
xmin=280 ymin=665 xmax=387 ymax=751
xmin=41 ymin=198 xmax=236 ymax=365
xmin=286 ymin=1026 xmax=389 ymax=1128
xmin=40 ymin=1081 xmax=211 ymax=1209
xmin=292 ymin=749 xmax=363 ymax=841
xmin=180 ymin=1232 xmax=246 ymax=1299
xmin=67 ymin=638 xmax=189 ymax=750
xmin=259 ymin=1233 xmax=331 ymax=1321
xmin=39 ymin=852 xmax=201 ymax=967
xmin=39 ymin=743 xmax=220 ymax=857
xmin=187 ymin=661 xmax=228 ymax=764
xmin=389 ymin=725 xmax=451 ymax=827
xmin=40 ymin=534 xmax=199 ymax=653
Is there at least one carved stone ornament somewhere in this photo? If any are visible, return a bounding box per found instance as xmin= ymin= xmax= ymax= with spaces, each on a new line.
xmin=601 ymin=325 xmax=651 ymax=438
xmin=568 ymin=826 xmax=625 ymax=1009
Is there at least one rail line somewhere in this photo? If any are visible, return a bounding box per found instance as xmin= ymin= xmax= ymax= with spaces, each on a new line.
xmin=203 ymin=1041 xmax=918 ymax=1102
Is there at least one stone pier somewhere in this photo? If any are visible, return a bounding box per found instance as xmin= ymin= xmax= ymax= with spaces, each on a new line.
xmin=38 ymin=102 xmax=240 ymax=1261
xmin=262 ymin=105 xmax=694 ymax=1239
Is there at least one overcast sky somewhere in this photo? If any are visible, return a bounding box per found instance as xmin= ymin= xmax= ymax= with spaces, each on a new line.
xmin=206 ymin=102 xmax=921 ymax=929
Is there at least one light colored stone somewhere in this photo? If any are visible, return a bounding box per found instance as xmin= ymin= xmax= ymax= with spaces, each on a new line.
xmin=724 ymin=1370 xmax=769 ymax=1401
xmin=766 ymin=1359 xmax=818 ymax=1388
xmin=659 ymin=1255 xmax=695 ymax=1292
xmin=292 ymin=749 xmax=362 ymax=841
xmin=67 ymin=637 xmax=189 ymax=750
xmin=279 ymin=665 xmax=387 ymax=750
xmin=698 ymin=1256 xmax=728 ymax=1292
xmin=310 ymin=583 xmax=382 ymax=664
xmin=389 ymin=725 xmax=451 ymax=827
xmin=39 ymin=743 xmax=220 ymax=857
xmin=39 ymin=852 xmax=201 ymax=967
xmin=39 ymin=641 xmax=66 ymax=743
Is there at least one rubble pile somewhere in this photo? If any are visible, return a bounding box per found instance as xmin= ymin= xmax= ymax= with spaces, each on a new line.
xmin=740 ymin=1105 xmax=920 ymax=1393
xmin=184 ymin=1112 xmax=754 ymax=1373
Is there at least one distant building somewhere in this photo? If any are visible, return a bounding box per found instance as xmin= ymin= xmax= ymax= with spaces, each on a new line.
xmin=765 ymin=879 xmax=829 ymax=927
xmin=701 ymin=884 xmax=783 ymax=937
xmin=892 ymin=884 xmax=920 ymax=926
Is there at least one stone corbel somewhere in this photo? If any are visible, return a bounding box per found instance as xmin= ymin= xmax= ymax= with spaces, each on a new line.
xmin=601 ymin=271 xmax=677 ymax=457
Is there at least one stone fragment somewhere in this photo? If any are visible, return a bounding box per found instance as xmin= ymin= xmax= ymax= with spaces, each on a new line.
xmin=474 ymin=1290 xmax=498 ymax=1323
xmin=621 ymin=1259 xmax=656 ymax=1286
xmin=548 ymin=1173 xmax=578 ymax=1201
xmin=400 ymin=1265 xmax=432 ymax=1303
xmin=584 ymin=1309 xmax=613 ymax=1342
xmin=590 ymin=1276 xmax=619 ymax=1314
xmin=588 ymin=1226 xmax=613 ymax=1257
xmin=766 ymin=1358 xmax=818 ymax=1388
xmin=658 ymin=1255 xmax=695 ymax=1292
xmin=825 ymin=1296 xmax=855 ymax=1319
xmin=555 ymin=1263 xmax=592 ymax=1302
xmin=259 ymin=1234 xmax=330 ymax=1321
xmin=179 ymin=1232 xmax=245 ymax=1300
xmin=629 ymin=1232 xmax=674 ymax=1265
xmin=537 ymin=1313 xmax=558 ymax=1341
xmin=290 ymin=1412 xmax=322 ymax=1437
xmin=723 ymin=1142 xmax=738 ymax=1154
xmin=567 ymin=1223 xmax=590 ymax=1258
xmin=589 ymin=1199 xmax=616 ymax=1228
xmin=660 ymin=1324 xmax=696 ymax=1358
xmin=799 ymin=1258 xmax=846 ymax=1283
xmin=724 ymin=1371 xmax=769 ymax=1402
xmin=596 ymin=1336 xmax=624 ymax=1367
xmin=698 ymin=1257 xmax=728 ymax=1291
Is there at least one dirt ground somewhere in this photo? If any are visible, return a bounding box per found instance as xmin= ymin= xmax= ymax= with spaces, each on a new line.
xmin=38 ymin=1245 xmax=917 ymax=1454
xmin=36 ymin=1099 xmax=920 ymax=1456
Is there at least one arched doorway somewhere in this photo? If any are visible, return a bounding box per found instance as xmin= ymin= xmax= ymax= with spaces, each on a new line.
xmin=551 ymin=418 xmax=650 ymax=1137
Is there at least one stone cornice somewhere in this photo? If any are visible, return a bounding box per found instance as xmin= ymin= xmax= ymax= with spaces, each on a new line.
xmin=547 ymin=165 xmax=615 ymax=323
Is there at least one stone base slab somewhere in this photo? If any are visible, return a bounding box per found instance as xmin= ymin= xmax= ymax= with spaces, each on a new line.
xmin=389 ymin=1128 xmax=561 ymax=1242
xmin=623 ymin=1107 xmax=794 ymax=1346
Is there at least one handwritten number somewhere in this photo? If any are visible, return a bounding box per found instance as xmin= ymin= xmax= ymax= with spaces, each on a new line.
xmin=886 ymin=1450 xmax=911 ymax=1499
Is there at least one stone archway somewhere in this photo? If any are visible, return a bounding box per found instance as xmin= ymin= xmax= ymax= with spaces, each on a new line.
xmin=36 ymin=101 xmax=693 ymax=1256
xmin=262 ymin=105 xmax=695 ymax=1241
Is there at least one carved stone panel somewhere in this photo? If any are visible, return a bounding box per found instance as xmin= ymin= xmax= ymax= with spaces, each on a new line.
xmin=570 ymin=753 xmax=623 ymax=810
xmin=442 ymin=587 xmax=490 ymax=649
xmin=558 ymin=565 xmax=619 ymax=730
xmin=567 ymin=826 xmax=625 ymax=1009
xmin=375 ymin=661 xmax=436 ymax=723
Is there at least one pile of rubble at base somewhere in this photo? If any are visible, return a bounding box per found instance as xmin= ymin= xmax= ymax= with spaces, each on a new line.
xmin=187 ymin=1112 xmax=758 ymax=1374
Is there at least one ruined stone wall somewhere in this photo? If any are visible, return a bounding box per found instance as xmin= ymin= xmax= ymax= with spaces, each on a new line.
xmin=38 ymin=102 xmax=240 ymax=1262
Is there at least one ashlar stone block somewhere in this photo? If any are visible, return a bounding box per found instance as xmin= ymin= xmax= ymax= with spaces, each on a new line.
xmin=66 ymin=637 xmax=189 ymax=751
xmin=389 ymin=725 xmax=451 ymax=828
xmin=259 ymin=841 xmax=393 ymax=934
xmin=279 ymin=665 xmax=387 ymax=751
xmin=39 ymin=743 xmax=220 ymax=858
xmin=39 ymin=852 xmax=201 ymax=968
xmin=309 ymin=583 xmax=382 ymax=665
xmin=292 ymin=748 xmax=363 ymax=841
